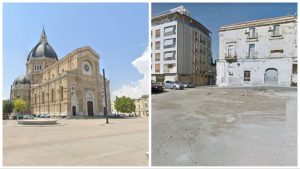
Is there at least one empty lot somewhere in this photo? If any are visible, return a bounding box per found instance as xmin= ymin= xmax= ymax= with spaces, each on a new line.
xmin=152 ymin=86 xmax=297 ymax=166
xmin=3 ymin=117 xmax=148 ymax=166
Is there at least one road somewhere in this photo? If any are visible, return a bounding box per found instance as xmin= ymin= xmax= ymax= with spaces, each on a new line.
xmin=152 ymin=86 xmax=297 ymax=166
xmin=3 ymin=117 xmax=148 ymax=166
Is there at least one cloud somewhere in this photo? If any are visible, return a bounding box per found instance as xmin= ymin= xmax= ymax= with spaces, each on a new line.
xmin=111 ymin=47 xmax=149 ymax=100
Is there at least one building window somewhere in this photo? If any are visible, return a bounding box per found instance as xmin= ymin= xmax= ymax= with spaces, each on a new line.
xmin=155 ymin=29 xmax=160 ymax=38
xmin=248 ymin=27 xmax=257 ymax=38
xmin=194 ymin=32 xmax=198 ymax=41
xmin=248 ymin=44 xmax=255 ymax=58
xmin=155 ymin=41 xmax=160 ymax=50
xmin=35 ymin=94 xmax=37 ymax=104
xmin=51 ymin=89 xmax=54 ymax=102
xmin=60 ymin=87 xmax=63 ymax=101
xmin=164 ymin=25 xmax=176 ymax=36
xmin=164 ymin=64 xmax=176 ymax=73
xmin=34 ymin=65 xmax=42 ymax=72
xmin=272 ymin=25 xmax=281 ymax=37
xmin=42 ymin=92 xmax=45 ymax=104
xmin=163 ymin=51 xmax=176 ymax=61
xmin=164 ymin=38 xmax=176 ymax=49
xmin=155 ymin=64 xmax=160 ymax=73
xmin=227 ymin=44 xmax=236 ymax=57
xmin=155 ymin=53 xmax=160 ymax=61
xmin=244 ymin=71 xmax=251 ymax=81
xmin=293 ymin=64 xmax=297 ymax=74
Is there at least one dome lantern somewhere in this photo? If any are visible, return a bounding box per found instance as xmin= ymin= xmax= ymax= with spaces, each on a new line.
xmin=27 ymin=27 xmax=58 ymax=61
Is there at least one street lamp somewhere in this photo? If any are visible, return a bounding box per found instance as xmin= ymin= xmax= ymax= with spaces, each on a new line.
xmin=102 ymin=69 xmax=109 ymax=124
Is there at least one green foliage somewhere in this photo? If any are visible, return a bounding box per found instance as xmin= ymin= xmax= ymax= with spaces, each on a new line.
xmin=114 ymin=96 xmax=136 ymax=114
xmin=13 ymin=98 xmax=27 ymax=113
xmin=3 ymin=100 xmax=14 ymax=114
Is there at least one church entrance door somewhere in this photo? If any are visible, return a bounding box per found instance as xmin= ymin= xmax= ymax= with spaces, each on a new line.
xmin=87 ymin=101 xmax=93 ymax=116
xmin=72 ymin=106 xmax=76 ymax=116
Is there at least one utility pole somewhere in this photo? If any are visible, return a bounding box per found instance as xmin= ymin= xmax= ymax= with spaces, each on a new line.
xmin=103 ymin=69 xmax=109 ymax=124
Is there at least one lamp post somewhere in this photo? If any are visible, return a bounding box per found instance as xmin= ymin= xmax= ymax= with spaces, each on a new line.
xmin=103 ymin=69 xmax=109 ymax=124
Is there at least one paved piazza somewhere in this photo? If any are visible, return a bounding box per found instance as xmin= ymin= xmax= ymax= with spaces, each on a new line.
xmin=3 ymin=117 xmax=148 ymax=166
xmin=152 ymin=86 xmax=297 ymax=166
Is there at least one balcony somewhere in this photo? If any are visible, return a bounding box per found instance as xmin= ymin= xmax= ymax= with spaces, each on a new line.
xmin=246 ymin=32 xmax=258 ymax=42
xmin=164 ymin=56 xmax=176 ymax=61
xmin=164 ymin=31 xmax=176 ymax=36
xmin=225 ymin=54 xmax=237 ymax=63
xmin=164 ymin=44 xmax=176 ymax=49
xmin=245 ymin=52 xmax=258 ymax=59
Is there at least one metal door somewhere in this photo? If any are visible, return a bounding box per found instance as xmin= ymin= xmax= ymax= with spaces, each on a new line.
xmin=264 ymin=68 xmax=278 ymax=85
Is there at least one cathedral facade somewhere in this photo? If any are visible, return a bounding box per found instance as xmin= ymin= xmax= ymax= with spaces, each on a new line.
xmin=10 ymin=29 xmax=111 ymax=117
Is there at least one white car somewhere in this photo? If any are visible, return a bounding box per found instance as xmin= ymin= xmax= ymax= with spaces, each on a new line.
xmin=164 ymin=81 xmax=184 ymax=90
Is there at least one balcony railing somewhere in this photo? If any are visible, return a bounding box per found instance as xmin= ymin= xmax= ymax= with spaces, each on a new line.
xmin=164 ymin=31 xmax=176 ymax=36
xmin=271 ymin=31 xmax=282 ymax=37
xmin=246 ymin=52 xmax=258 ymax=59
xmin=247 ymin=32 xmax=258 ymax=39
xmin=164 ymin=44 xmax=176 ymax=49
xmin=164 ymin=56 xmax=176 ymax=61
xmin=224 ymin=54 xmax=237 ymax=63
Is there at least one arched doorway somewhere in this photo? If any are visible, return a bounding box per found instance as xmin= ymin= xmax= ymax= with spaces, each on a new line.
xmin=85 ymin=91 xmax=95 ymax=116
xmin=72 ymin=106 xmax=76 ymax=116
xmin=87 ymin=101 xmax=93 ymax=116
xmin=264 ymin=68 xmax=278 ymax=85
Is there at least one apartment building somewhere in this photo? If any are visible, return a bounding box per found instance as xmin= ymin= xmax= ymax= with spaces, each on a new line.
xmin=151 ymin=6 xmax=215 ymax=85
xmin=217 ymin=15 xmax=297 ymax=87
xmin=134 ymin=95 xmax=149 ymax=117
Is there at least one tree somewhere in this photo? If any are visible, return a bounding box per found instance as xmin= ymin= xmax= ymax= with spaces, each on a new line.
xmin=13 ymin=98 xmax=27 ymax=113
xmin=114 ymin=96 xmax=136 ymax=115
xmin=3 ymin=100 xmax=14 ymax=119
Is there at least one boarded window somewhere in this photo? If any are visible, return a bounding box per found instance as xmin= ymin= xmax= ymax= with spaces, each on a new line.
xmin=244 ymin=71 xmax=251 ymax=81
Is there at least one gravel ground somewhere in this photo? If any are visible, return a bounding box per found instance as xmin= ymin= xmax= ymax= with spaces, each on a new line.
xmin=152 ymin=86 xmax=297 ymax=166
xmin=3 ymin=117 xmax=148 ymax=166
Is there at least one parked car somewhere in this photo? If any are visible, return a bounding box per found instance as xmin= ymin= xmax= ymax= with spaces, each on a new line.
xmin=174 ymin=81 xmax=184 ymax=90
xmin=37 ymin=113 xmax=50 ymax=118
xmin=164 ymin=81 xmax=184 ymax=90
xmin=181 ymin=82 xmax=188 ymax=88
xmin=152 ymin=80 xmax=164 ymax=92
xmin=183 ymin=82 xmax=195 ymax=88
xmin=164 ymin=80 xmax=174 ymax=89
xmin=14 ymin=113 xmax=35 ymax=120
xmin=23 ymin=114 xmax=35 ymax=119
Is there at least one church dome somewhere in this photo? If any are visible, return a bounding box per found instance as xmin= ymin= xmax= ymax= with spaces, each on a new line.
xmin=27 ymin=28 xmax=58 ymax=61
xmin=13 ymin=75 xmax=30 ymax=86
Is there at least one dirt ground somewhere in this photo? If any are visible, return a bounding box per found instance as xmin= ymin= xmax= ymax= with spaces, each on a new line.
xmin=3 ymin=117 xmax=148 ymax=166
xmin=152 ymin=86 xmax=297 ymax=166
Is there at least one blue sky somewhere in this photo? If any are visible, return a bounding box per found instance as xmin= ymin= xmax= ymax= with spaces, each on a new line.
xmin=152 ymin=3 xmax=297 ymax=62
xmin=3 ymin=3 xmax=148 ymax=99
